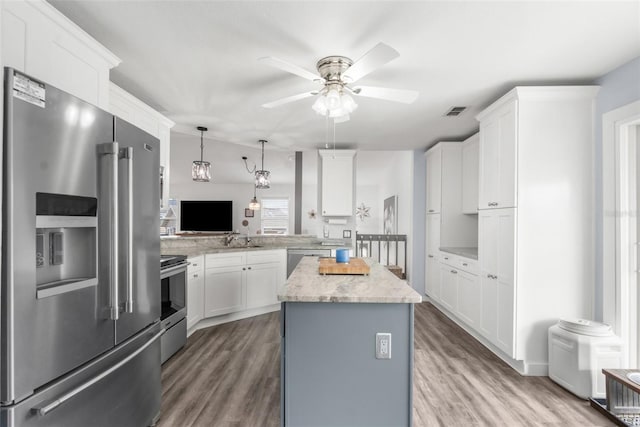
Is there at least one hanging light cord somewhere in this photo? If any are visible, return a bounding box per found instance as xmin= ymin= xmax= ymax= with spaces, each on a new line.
xmin=243 ymin=156 xmax=256 ymax=174
xmin=199 ymin=129 xmax=204 ymax=161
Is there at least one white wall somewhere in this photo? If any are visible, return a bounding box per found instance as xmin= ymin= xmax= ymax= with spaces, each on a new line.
xmin=169 ymin=132 xmax=295 ymax=233
xmin=594 ymin=56 xmax=640 ymax=320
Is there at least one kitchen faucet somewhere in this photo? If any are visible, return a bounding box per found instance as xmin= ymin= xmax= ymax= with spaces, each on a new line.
xmin=224 ymin=231 xmax=239 ymax=246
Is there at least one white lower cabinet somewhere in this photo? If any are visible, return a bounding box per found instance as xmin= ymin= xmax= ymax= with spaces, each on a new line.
xmin=195 ymin=249 xmax=286 ymax=324
xmin=439 ymin=263 xmax=457 ymax=312
xmin=187 ymin=255 xmax=204 ymax=330
xmin=425 ymin=256 xmax=440 ymax=301
xmin=437 ymin=254 xmax=480 ymax=329
xmin=205 ymin=265 xmax=246 ymax=317
xmin=246 ymin=262 xmax=280 ymax=309
xmin=479 ymin=208 xmax=516 ymax=358
xmin=479 ymin=274 xmax=497 ymax=341
xmin=456 ymin=270 xmax=481 ymax=328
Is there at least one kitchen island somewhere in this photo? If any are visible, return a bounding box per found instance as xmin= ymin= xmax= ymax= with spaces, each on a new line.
xmin=278 ymin=257 xmax=422 ymax=427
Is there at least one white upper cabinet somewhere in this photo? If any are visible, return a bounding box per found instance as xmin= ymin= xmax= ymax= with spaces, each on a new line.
xmin=1 ymin=1 xmax=120 ymax=109
xmin=425 ymin=142 xmax=477 ymax=249
xmin=478 ymin=100 xmax=517 ymax=210
xmin=461 ymin=133 xmax=479 ymax=214
xmin=109 ymin=83 xmax=175 ymax=206
xmin=425 ymin=146 xmax=442 ymax=214
xmin=319 ymin=150 xmax=356 ymax=217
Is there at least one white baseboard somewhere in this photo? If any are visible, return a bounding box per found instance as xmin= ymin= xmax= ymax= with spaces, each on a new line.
xmin=424 ymin=297 xmax=548 ymax=377
xmin=187 ymin=304 xmax=281 ymax=337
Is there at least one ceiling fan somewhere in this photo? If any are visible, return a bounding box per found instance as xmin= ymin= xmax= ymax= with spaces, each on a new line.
xmin=259 ymin=42 xmax=419 ymax=121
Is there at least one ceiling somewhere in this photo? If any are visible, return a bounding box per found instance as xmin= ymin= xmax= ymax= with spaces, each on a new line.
xmin=49 ymin=1 xmax=640 ymax=152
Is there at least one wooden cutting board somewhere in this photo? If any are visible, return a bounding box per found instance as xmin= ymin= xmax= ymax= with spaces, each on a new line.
xmin=318 ymin=258 xmax=370 ymax=275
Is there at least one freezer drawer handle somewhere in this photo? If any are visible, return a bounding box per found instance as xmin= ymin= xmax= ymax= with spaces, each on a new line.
xmin=31 ymin=328 xmax=165 ymax=417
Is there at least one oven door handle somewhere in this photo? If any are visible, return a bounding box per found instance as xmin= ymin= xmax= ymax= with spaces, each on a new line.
xmin=121 ymin=147 xmax=134 ymax=313
xmin=160 ymin=263 xmax=188 ymax=279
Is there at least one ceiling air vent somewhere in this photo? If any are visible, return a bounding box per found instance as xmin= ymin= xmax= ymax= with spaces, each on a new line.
xmin=445 ymin=106 xmax=467 ymax=117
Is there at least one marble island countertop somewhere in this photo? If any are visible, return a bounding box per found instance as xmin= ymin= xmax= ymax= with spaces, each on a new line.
xmin=279 ymin=257 xmax=422 ymax=304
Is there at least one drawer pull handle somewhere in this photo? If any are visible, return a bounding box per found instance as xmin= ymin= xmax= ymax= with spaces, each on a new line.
xmin=193 ymin=274 xmax=198 ymax=278
xmin=462 ymin=263 xmax=468 ymax=266
xmin=428 ymin=255 xmax=434 ymax=258
xmin=444 ymin=257 xmax=449 ymax=260
xmin=451 ymin=270 xmax=457 ymax=274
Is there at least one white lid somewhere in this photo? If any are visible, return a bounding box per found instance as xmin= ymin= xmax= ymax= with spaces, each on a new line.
xmin=558 ymin=318 xmax=613 ymax=336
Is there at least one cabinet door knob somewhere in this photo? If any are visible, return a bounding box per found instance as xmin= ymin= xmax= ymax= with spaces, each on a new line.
xmin=193 ymin=263 xmax=198 ymax=267
xmin=451 ymin=270 xmax=457 ymax=274
xmin=248 ymin=267 xmax=252 ymax=270
xmin=487 ymin=274 xmax=492 ymax=279
xmin=193 ymin=274 xmax=198 ymax=278
xmin=242 ymin=267 xmax=246 ymax=271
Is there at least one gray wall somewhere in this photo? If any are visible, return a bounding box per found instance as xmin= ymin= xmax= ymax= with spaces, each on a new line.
xmin=411 ymin=149 xmax=426 ymax=294
xmin=593 ymin=56 xmax=640 ymax=321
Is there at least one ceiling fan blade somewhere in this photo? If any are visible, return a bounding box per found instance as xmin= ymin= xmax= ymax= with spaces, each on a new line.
xmin=262 ymin=91 xmax=317 ymax=108
xmin=343 ymin=43 xmax=400 ymax=83
xmin=351 ymin=86 xmax=419 ymax=104
xmin=259 ymin=56 xmax=321 ymax=82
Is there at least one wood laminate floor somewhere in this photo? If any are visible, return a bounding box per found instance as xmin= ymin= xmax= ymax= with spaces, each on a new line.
xmin=158 ymin=303 xmax=613 ymax=426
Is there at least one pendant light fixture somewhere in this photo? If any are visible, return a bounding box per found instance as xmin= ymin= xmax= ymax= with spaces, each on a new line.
xmin=192 ymin=126 xmax=211 ymax=182
xmin=255 ymin=139 xmax=270 ymax=189
xmin=249 ymin=184 xmax=260 ymax=210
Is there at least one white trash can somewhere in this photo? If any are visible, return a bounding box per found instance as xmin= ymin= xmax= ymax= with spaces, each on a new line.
xmin=548 ymin=319 xmax=623 ymax=399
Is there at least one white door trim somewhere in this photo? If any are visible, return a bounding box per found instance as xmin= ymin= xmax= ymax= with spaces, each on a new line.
xmin=602 ymin=100 xmax=640 ymax=366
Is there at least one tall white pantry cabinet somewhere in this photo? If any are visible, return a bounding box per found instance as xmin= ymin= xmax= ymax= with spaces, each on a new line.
xmin=476 ymin=86 xmax=599 ymax=375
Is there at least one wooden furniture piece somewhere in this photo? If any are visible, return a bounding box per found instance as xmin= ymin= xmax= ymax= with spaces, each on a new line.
xmin=355 ymin=233 xmax=407 ymax=279
xmin=318 ymin=257 xmax=370 ymax=275
xmin=590 ymin=369 xmax=640 ymax=426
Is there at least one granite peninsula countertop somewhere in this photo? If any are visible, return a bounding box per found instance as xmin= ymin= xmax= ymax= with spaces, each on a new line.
xmin=279 ymin=257 xmax=422 ymax=304
xmin=160 ymin=235 xmax=350 ymax=258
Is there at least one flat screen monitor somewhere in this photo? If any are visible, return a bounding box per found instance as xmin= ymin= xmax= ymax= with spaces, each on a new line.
xmin=180 ymin=200 xmax=232 ymax=232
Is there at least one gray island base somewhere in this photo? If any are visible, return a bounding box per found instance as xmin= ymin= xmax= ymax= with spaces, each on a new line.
xmin=278 ymin=257 xmax=422 ymax=427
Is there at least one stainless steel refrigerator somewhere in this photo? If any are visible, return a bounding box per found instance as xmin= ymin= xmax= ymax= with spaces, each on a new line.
xmin=1 ymin=68 xmax=162 ymax=426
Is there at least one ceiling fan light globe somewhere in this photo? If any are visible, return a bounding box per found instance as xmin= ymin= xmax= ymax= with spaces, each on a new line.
xmin=341 ymin=93 xmax=357 ymax=113
xmin=312 ymin=96 xmax=328 ymax=115
xmin=326 ymin=89 xmax=341 ymax=109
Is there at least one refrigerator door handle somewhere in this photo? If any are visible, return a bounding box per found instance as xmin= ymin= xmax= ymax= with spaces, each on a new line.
xmin=121 ymin=147 xmax=134 ymax=313
xmin=31 ymin=327 xmax=165 ymax=417
xmin=99 ymin=142 xmax=120 ymax=320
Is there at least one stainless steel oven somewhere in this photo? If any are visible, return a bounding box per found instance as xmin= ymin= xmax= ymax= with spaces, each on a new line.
xmin=160 ymin=255 xmax=187 ymax=363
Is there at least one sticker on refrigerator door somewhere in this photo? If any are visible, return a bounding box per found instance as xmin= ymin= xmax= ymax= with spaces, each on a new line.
xmin=13 ymin=71 xmax=45 ymax=108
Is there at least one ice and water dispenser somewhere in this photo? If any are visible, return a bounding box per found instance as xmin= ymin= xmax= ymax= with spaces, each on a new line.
xmin=35 ymin=192 xmax=98 ymax=298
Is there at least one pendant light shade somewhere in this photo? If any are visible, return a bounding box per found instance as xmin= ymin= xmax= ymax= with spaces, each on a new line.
xmin=255 ymin=139 xmax=270 ymax=189
xmin=249 ymin=182 xmax=261 ymax=210
xmin=192 ymin=126 xmax=211 ymax=182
